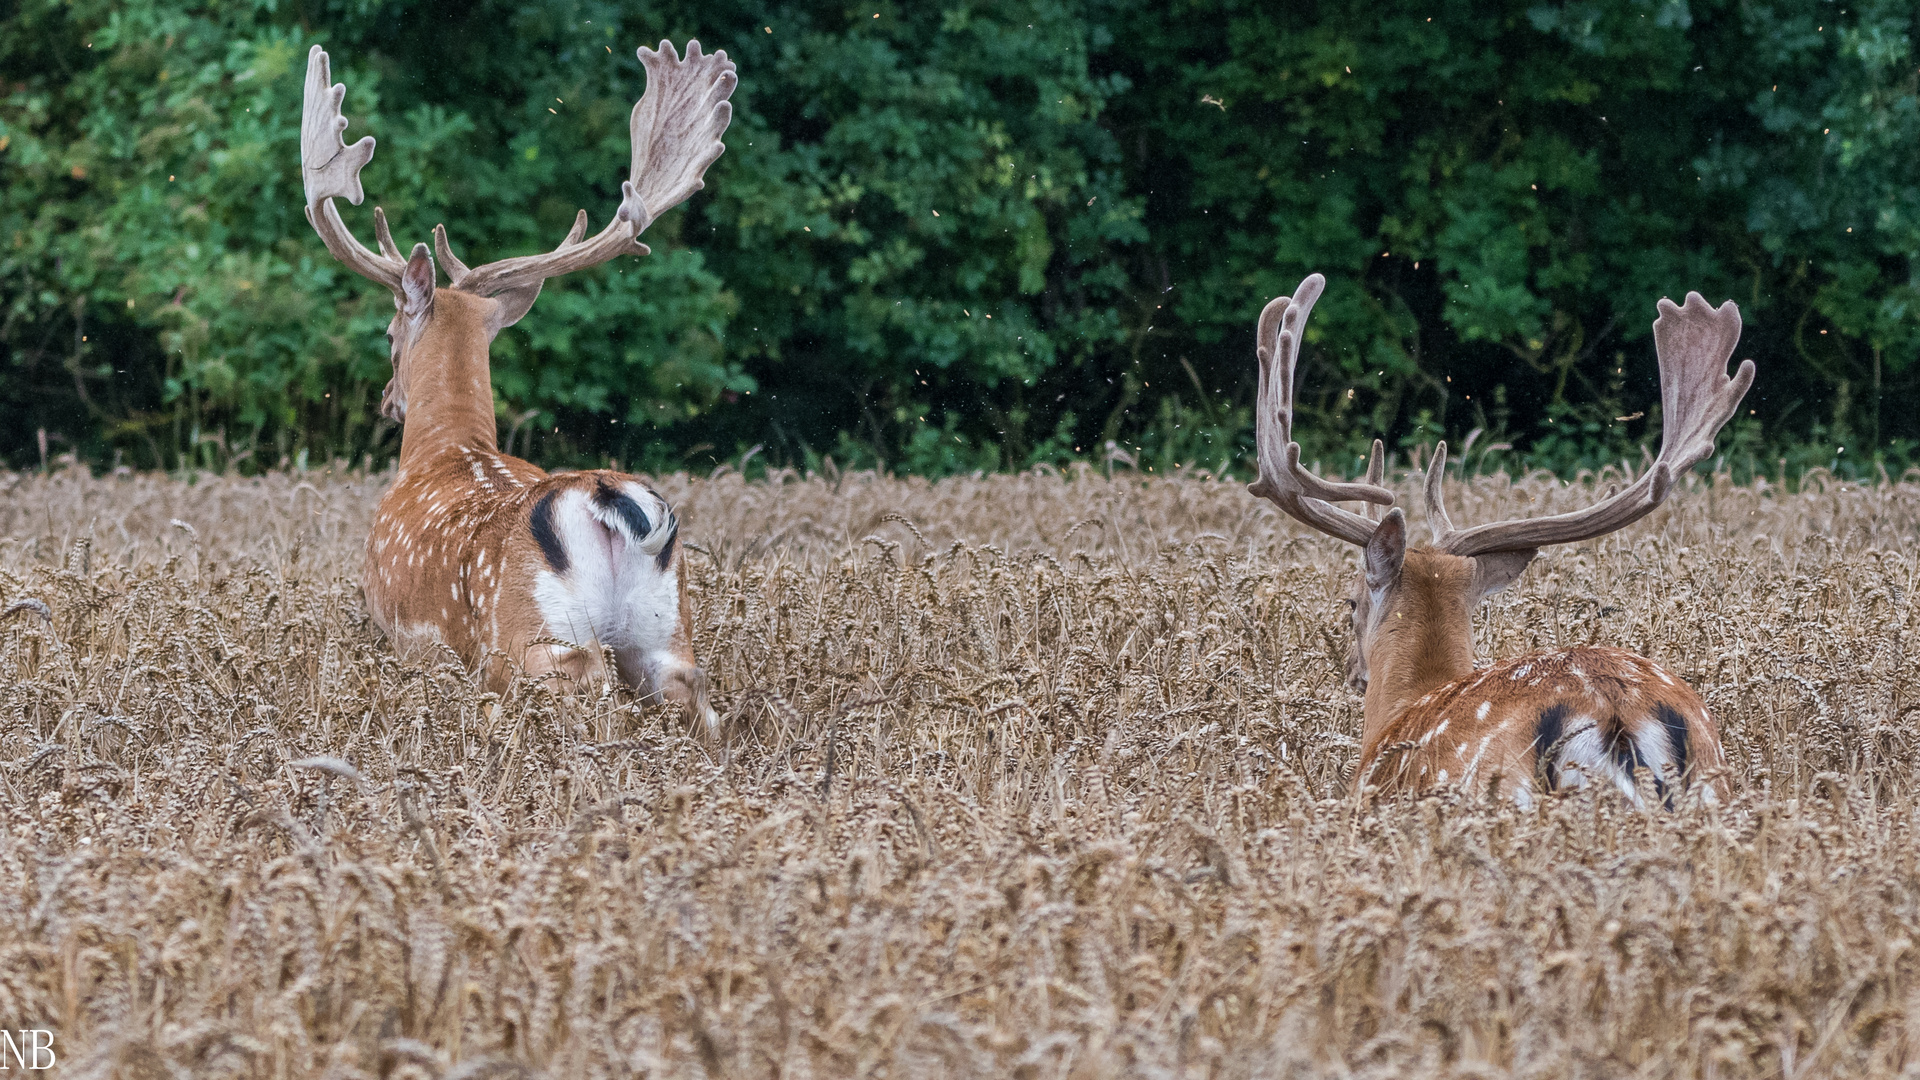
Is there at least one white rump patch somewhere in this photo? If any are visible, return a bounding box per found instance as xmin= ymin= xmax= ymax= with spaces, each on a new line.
xmin=1547 ymin=715 xmax=1687 ymax=806
xmin=1628 ymin=719 xmax=1676 ymax=795
xmin=1548 ymin=719 xmax=1649 ymax=806
xmin=528 ymin=482 xmax=696 ymax=700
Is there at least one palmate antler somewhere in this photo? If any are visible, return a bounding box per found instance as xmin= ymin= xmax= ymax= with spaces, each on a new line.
xmin=1246 ymin=276 xmax=1755 ymax=557
xmin=436 ymin=41 xmax=736 ymax=321
xmin=301 ymin=45 xmax=406 ymax=292
xmin=300 ymin=41 xmax=736 ymax=321
xmin=1247 ymin=273 xmax=1396 ymax=544
xmin=1424 ymin=293 xmax=1754 ymax=557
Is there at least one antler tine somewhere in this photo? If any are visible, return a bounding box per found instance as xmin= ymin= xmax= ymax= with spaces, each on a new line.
xmin=1436 ymin=294 xmax=1754 ymax=557
xmin=451 ymin=40 xmax=735 ymax=303
xmin=301 ymin=46 xmax=404 ymax=293
xmin=432 ymin=225 xmax=472 ymax=285
xmin=373 ymin=208 xmax=403 ymax=262
xmin=1423 ymin=441 xmax=1455 ymax=541
xmin=1246 ymin=274 xmax=1395 ymax=547
xmin=1364 ymin=439 xmax=1386 ymax=521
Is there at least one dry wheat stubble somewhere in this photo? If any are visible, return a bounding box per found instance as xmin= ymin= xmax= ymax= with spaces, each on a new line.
xmin=0 ymin=464 xmax=1918 ymax=1078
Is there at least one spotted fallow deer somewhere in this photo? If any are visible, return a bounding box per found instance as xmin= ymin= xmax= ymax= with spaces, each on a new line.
xmin=300 ymin=42 xmax=735 ymax=729
xmin=1246 ymin=273 xmax=1754 ymax=807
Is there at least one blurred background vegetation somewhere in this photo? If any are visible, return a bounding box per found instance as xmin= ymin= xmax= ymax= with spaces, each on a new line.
xmin=2 ymin=0 xmax=1918 ymax=480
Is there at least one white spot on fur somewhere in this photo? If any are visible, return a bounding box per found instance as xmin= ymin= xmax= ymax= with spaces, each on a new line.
xmin=1459 ymin=734 xmax=1497 ymax=786
xmin=1476 ymin=701 xmax=1491 ymax=720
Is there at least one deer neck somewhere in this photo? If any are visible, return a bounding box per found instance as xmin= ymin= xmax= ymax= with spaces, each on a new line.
xmin=397 ymin=291 xmax=500 ymax=469
xmin=1360 ymin=553 xmax=1478 ymax=742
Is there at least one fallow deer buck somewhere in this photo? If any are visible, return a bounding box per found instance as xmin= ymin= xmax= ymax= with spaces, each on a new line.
xmin=300 ymin=41 xmax=734 ymax=730
xmin=1246 ymin=273 xmax=1754 ymax=807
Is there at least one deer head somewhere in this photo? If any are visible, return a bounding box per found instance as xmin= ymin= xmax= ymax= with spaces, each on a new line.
xmin=1249 ymin=274 xmax=1753 ymax=738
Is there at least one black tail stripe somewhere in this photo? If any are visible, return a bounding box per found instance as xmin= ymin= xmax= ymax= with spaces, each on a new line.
xmin=1609 ymin=720 xmax=1670 ymax=806
xmin=530 ymin=490 xmax=568 ymax=573
xmin=1609 ymin=722 xmax=1646 ymax=775
xmin=592 ymin=480 xmax=654 ymax=540
xmin=655 ymin=515 xmax=679 ymax=572
xmin=612 ymin=495 xmax=654 ymax=541
xmin=1656 ymin=703 xmax=1691 ymax=790
xmin=1534 ymin=704 xmax=1569 ymax=789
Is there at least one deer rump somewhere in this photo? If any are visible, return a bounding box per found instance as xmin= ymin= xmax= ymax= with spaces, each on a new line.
xmin=1531 ymin=698 xmax=1694 ymax=809
xmin=1364 ymin=647 xmax=1718 ymax=810
xmin=526 ymin=477 xmax=682 ymax=686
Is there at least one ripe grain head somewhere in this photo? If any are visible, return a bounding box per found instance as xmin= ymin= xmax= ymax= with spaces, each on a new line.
xmin=0 ymin=463 xmax=1915 ymax=1077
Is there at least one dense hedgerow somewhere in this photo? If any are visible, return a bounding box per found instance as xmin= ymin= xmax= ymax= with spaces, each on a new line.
xmin=6 ymin=1 xmax=1920 ymax=477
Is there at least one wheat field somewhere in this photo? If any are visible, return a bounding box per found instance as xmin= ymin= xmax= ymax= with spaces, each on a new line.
xmin=0 ymin=462 xmax=1917 ymax=1078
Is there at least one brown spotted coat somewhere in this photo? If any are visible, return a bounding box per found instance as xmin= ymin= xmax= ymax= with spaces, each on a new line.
xmin=362 ymin=287 xmax=707 ymax=712
xmin=1350 ymin=548 xmax=1727 ymax=806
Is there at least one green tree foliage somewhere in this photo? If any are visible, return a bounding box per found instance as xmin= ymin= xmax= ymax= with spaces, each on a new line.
xmin=2 ymin=0 xmax=1916 ymax=477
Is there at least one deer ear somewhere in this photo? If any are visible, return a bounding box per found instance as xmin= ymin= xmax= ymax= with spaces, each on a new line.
xmin=484 ymin=284 xmax=543 ymax=334
xmin=1364 ymin=508 xmax=1407 ymax=593
xmin=1469 ymin=549 xmax=1535 ymax=603
xmin=400 ymin=244 xmax=435 ymax=322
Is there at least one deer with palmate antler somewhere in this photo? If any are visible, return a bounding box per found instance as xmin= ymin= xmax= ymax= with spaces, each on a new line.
xmin=300 ymin=42 xmax=734 ymax=730
xmin=1245 ymin=273 xmax=1754 ymax=807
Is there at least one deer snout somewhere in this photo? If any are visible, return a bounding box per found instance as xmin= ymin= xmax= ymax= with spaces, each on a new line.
xmin=1345 ymin=649 xmax=1368 ymax=694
